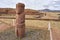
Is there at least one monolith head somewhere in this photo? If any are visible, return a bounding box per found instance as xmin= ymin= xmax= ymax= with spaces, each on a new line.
xmin=16 ymin=3 xmax=25 ymax=14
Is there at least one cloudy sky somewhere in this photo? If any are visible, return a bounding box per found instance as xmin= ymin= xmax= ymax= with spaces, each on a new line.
xmin=0 ymin=0 xmax=60 ymax=10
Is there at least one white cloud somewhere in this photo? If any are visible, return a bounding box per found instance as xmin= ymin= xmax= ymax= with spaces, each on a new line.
xmin=0 ymin=0 xmax=60 ymax=10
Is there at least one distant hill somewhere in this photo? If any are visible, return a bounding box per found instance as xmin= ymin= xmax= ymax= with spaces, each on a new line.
xmin=0 ymin=8 xmax=60 ymax=15
xmin=0 ymin=8 xmax=42 ymax=15
xmin=25 ymin=9 xmax=41 ymax=15
xmin=40 ymin=9 xmax=60 ymax=12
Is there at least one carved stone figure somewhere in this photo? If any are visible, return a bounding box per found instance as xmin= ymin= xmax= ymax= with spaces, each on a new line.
xmin=15 ymin=3 xmax=25 ymax=38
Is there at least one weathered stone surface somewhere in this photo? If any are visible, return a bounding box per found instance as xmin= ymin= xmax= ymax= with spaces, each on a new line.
xmin=16 ymin=3 xmax=25 ymax=38
xmin=16 ymin=3 xmax=25 ymax=14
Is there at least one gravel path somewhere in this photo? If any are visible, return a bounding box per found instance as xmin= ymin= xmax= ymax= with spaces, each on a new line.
xmin=0 ymin=23 xmax=11 ymax=32
xmin=52 ymin=28 xmax=60 ymax=40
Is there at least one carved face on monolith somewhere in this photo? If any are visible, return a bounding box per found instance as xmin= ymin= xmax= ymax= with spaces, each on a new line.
xmin=16 ymin=3 xmax=25 ymax=14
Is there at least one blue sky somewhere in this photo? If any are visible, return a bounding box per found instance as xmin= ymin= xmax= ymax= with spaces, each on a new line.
xmin=0 ymin=0 xmax=60 ymax=10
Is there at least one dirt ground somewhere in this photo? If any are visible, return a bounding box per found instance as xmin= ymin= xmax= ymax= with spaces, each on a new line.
xmin=52 ymin=27 xmax=60 ymax=40
xmin=0 ymin=21 xmax=13 ymax=32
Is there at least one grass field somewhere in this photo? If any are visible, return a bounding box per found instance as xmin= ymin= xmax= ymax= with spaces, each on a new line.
xmin=0 ymin=19 xmax=60 ymax=40
xmin=0 ymin=13 xmax=60 ymax=40
xmin=0 ymin=19 xmax=50 ymax=40
xmin=0 ymin=26 xmax=50 ymax=40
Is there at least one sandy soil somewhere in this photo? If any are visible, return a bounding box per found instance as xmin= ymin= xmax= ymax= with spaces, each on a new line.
xmin=52 ymin=27 xmax=60 ymax=40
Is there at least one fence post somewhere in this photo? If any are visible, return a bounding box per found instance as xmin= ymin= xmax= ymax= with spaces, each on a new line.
xmin=15 ymin=3 xmax=25 ymax=38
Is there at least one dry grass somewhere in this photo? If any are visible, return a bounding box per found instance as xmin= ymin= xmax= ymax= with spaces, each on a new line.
xmin=25 ymin=20 xmax=48 ymax=28
xmin=51 ymin=21 xmax=60 ymax=29
xmin=0 ymin=27 xmax=50 ymax=40
xmin=0 ymin=19 xmax=50 ymax=40
xmin=0 ymin=19 xmax=60 ymax=40
xmin=0 ymin=13 xmax=60 ymax=40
